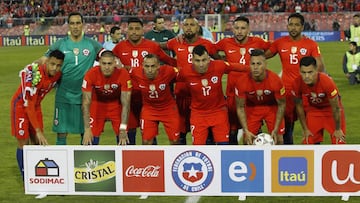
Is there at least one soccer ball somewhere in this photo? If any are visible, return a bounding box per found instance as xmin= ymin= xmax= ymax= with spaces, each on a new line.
xmin=253 ymin=133 xmax=275 ymax=146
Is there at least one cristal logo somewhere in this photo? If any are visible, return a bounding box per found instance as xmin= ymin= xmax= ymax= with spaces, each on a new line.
xmin=322 ymin=151 xmax=360 ymax=192
xmin=125 ymin=165 xmax=160 ymax=177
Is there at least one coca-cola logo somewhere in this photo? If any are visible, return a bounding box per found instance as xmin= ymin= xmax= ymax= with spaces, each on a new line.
xmin=125 ymin=165 xmax=160 ymax=177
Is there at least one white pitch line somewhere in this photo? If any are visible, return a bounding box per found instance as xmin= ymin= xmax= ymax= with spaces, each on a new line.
xmin=185 ymin=196 xmax=201 ymax=203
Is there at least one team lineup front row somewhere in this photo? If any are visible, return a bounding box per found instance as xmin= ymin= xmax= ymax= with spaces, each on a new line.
xmin=11 ymin=13 xmax=346 ymax=180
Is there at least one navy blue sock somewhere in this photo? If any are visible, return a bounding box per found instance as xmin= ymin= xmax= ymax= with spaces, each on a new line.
xmin=128 ymin=129 xmax=136 ymax=145
xmin=16 ymin=148 xmax=24 ymax=180
xmin=92 ymin=137 xmax=100 ymax=145
xmin=152 ymin=137 xmax=158 ymax=145
xmin=217 ymin=142 xmax=229 ymax=145
xmin=179 ymin=132 xmax=187 ymax=145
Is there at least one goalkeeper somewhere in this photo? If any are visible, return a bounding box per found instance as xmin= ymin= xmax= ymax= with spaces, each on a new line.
xmin=10 ymin=50 xmax=64 ymax=180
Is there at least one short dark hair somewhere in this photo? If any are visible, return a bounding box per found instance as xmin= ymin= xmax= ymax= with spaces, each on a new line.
xmin=288 ymin=13 xmax=305 ymax=26
xmin=154 ymin=15 xmax=164 ymax=23
xmin=49 ymin=50 xmax=65 ymax=60
xmin=250 ymin=49 xmax=265 ymax=57
xmin=183 ymin=15 xmax=198 ymax=24
xmin=354 ymin=14 xmax=360 ymax=18
xmin=233 ymin=16 xmax=249 ymax=25
xmin=68 ymin=12 xmax=83 ymax=23
xmin=110 ymin=26 xmax=120 ymax=34
xmin=192 ymin=45 xmax=208 ymax=56
xmin=350 ymin=41 xmax=357 ymax=47
xmin=143 ymin=54 xmax=159 ymax=63
xmin=100 ymin=50 xmax=115 ymax=58
xmin=300 ymin=56 xmax=317 ymax=68
xmin=128 ymin=17 xmax=143 ymax=27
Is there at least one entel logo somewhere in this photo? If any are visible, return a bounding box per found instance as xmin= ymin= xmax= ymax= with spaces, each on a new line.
xmin=322 ymin=150 xmax=360 ymax=192
xmin=221 ymin=150 xmax=264 ymax=192
xmin=228 ymin=161 xmax=256 ymax=182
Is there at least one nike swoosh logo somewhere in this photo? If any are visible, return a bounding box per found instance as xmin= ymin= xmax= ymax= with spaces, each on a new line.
xmin=139 ymin=85 xmax=146 ymax=88
xmin=177 ymin=48 xmax=185 ymax=51
xmin=122 ymin=53 xmax=129 ymax=55
xmin=63 ymin=51 xmax=71 ymax=53
xmin=228 ymin=50 xmax=236 ymax=53
xmin=281 ymin=49 xmax=288 ymax=52
xmin=190 ymin=83 xmax=198 ymax=86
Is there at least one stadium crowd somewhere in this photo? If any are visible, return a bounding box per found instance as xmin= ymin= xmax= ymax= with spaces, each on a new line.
xmin=1 ymin=0 xmax=360 ymax=28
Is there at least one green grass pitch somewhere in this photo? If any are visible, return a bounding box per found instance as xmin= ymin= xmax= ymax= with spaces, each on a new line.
xmin=1 ymin=42 xmax=359 ymax=202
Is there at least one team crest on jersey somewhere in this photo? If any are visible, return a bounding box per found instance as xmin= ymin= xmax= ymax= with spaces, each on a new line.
xmin=291 ymin=46 xmax=297 ymax=54
xmin=172 ymin=150 xmax=214 ymax=193
xmin=132 ymin=50 xmax=138 ymax=57
xmin=264 ymin=89 xmax=271 ymax=95
xmin=111 ymin=84 xmax=119 ymax=89
xmin=73 ymin=48 xmax=79 ymax=56
xmin=159 ymin=84 xmax=166 ymax=90
xmin=211 ymin=76 xmax=218 ymax=84
xmin=240 ymin=48 xmax=246 ymax=55
xmin=201 ymin=79 xmax=208 ymax=87
xmin=256 ymin=90 xmax=263 ymax=96
xmin=83 ymin=49 xmax=90 ymax=56
xmin=300 ymin=48 xmax=307 ymax=55
xmin=141 ymin=51 xmax=149 ymax=58
xmin=311 ymin=92 xmax=317 ymax=98
xmin=104 ymin=84 xmax=110 ymax=90
xmin=19 ymin=130 xmax=24 ymax=136
xmin=149 ymin=84 xmax=156 ymax=91
xmin=188 ymin=46 xmax=194 ymax=53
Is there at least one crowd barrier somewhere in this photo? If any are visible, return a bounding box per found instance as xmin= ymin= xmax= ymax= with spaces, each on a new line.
xmin=0 ymin=31 xmax=345 ymax=47
xmin=24 ymin=145 xmax=360 ymax=200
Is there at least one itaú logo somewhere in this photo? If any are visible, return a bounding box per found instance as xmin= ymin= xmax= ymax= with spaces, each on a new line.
xmin=322 ymin=151 xmax=360 ymax=192
xmin=125 ymin=165 xmax=160 ymax=177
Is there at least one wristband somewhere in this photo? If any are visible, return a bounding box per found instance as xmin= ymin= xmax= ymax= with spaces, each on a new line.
xmin=120 ymin=124 xmax=127 ymax=130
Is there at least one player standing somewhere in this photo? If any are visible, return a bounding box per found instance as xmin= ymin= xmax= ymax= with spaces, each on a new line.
xmin=265 ymin=13 xmax=325 ymax=144
xmin=215 ymin=16 xmax=271 ymax=144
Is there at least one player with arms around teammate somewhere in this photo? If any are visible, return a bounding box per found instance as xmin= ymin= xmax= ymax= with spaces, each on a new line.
xmin=130 ymin=54 xmax=180 ymax=145
xmin=235 ymin=49 xmax=285 ymax=145
xmin=215 ymin=16 xmax=271 ymax=144
xmin=177 ymin=45 xmax=247 ymax=145
xmin=11 ymin=50 xmax=65 ymax=179
xmin=162 ymin=15 xmax=218 ymax=144
xmin=82 ymin=51 xmax=132 ymax=145
xmin=292 ymin=56 xmax=346 ymax=144
xmin=265 ymin=13 xmax=325 ymax=145
xmin=36 ymin=12 xmax=103 ymax=145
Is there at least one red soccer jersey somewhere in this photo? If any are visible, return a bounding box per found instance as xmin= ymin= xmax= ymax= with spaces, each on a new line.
xmin=112 ymin=39 xmax=176 ymax=68
xmin=292 ymin=73 xmax=340 ymax=116
xmin=268 ymin=36 xmax=321 ymax=89
xmin=216 ymin=36 xmax=271 ymax=97
xmin=177 ymin=60 xmax=242 ymax=115
xmin=82 ymin=66 xmax=132 ymax=105
xmin=129 ymin=65 xmax=178 ymax=111
xmin=235 ymin=70 xmax=285 ymax=106
xmin=11 ymin=64 xmax=61 ymax=129
xmin=167 ymin=36 xmax=217 ymax=68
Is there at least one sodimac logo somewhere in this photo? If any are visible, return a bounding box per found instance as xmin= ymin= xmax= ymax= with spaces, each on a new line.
xmin=322 ymin=150 xmax=360 ymax=192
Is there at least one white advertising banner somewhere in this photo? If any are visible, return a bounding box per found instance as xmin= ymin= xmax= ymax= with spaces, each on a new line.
xmin=23 ymin=145 xmax=360 ymax=197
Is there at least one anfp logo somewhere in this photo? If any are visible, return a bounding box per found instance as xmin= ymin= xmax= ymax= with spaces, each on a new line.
xmin=322 ymin=150 xmax=360 ymax=192
xmin=221 ymin=150 xmax=264 ymax=192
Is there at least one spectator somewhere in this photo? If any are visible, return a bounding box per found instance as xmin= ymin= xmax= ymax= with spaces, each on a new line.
xmin=332 ymin=19 xmax=340 ymax=31
xmin=342 ymin=41 xmax=360 ymax=85
xmin=345 ymin=14 xmax=360 ymax=47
